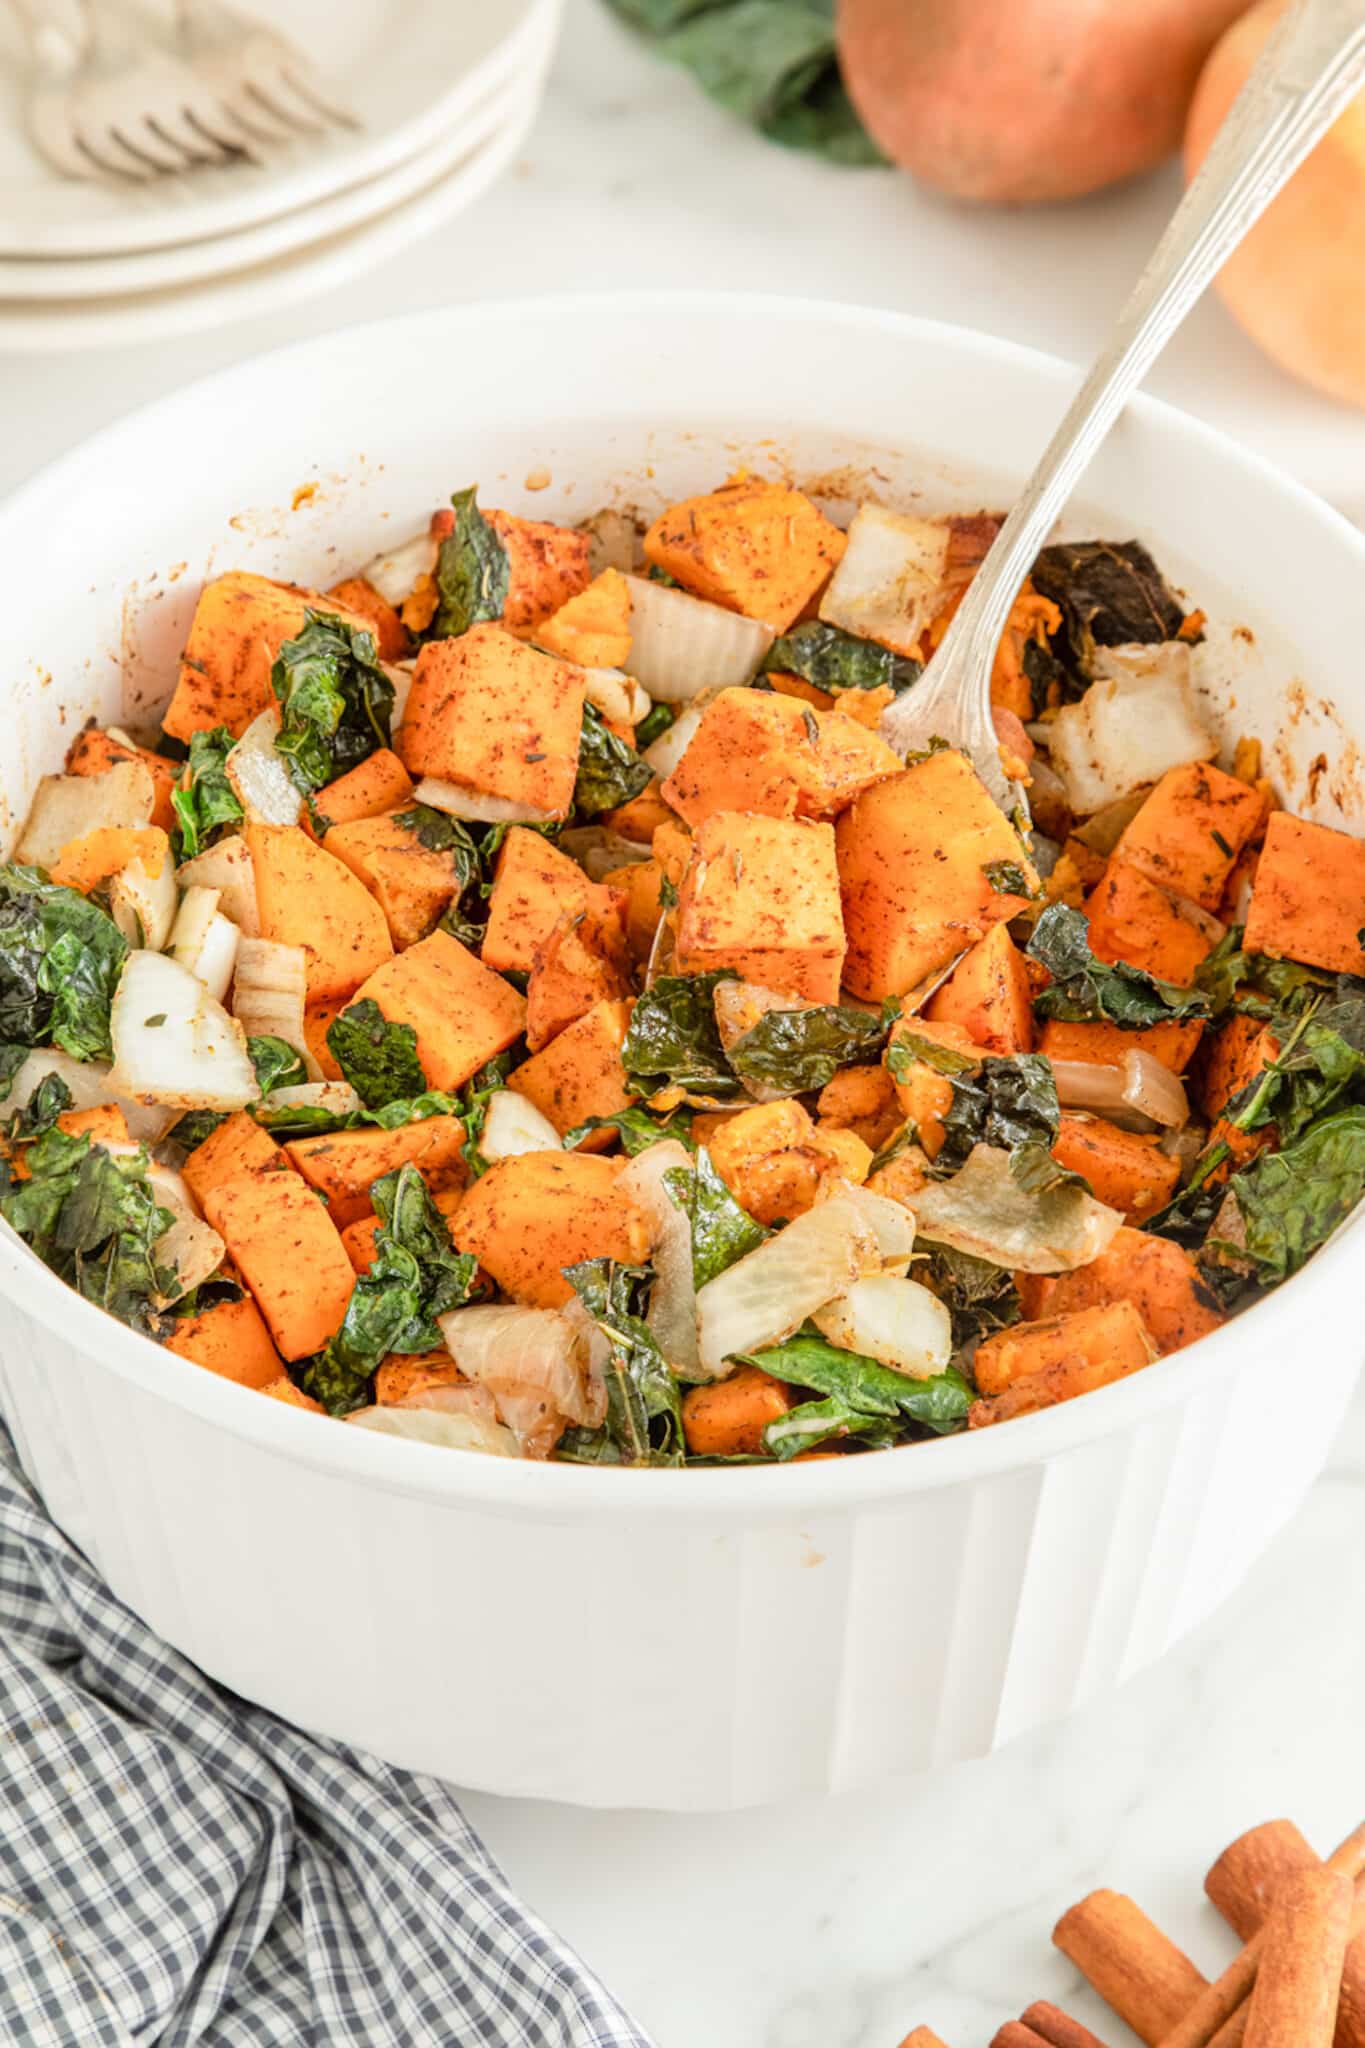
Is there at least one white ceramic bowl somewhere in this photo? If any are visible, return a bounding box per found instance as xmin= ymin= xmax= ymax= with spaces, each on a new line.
xmin=1 ymin=296 xmax=1362 ymax=1812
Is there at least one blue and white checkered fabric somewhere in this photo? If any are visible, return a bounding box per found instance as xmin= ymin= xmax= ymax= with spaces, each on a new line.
xmin=0 ymin=1425 xmax=654 ymax=2048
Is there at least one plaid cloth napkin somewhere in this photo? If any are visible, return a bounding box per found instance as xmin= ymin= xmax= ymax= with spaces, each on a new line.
xmin=0 ymin=1424 xmax=654 ymax=2048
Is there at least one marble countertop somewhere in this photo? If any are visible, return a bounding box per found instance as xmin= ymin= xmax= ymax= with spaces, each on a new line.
xmin=2 ymin=5 xmax=1363 ymax=2042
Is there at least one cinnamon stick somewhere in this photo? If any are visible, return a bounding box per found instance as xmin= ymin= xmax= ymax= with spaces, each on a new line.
xmin=1202 ymin=1819 xmax=1365 ymax=2048
xmin=1053 ymin=1891 xmax=1208 ymax=2045
xmin=1205 ymin=1891 xmax=1365 ymax=2048
xmin=991 ymin=2027 xmax=1051 ymax=2047
xmin=1241 ymin=1866 xmax=1352 ymax=2048
xmin=1019 ymin=2000 xmax=1112 ymax=2047
xmin=897 ymin=2032 xmax=955 ymax=2048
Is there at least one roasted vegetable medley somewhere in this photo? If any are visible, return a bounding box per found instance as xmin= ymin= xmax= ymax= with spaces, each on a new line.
xmin=3 ymin=476 xmax=1363 ymax=1464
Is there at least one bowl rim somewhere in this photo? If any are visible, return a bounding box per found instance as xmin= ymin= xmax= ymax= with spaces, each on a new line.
xmin=2 ymin=286 xmax=1362 ymax=1522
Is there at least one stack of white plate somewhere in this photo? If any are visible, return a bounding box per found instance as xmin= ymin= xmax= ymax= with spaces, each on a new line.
xmin=0 ymin=0 xmax=561 ymax=350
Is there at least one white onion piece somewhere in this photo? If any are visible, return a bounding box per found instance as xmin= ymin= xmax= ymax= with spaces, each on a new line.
xmin=642 ymin=700 xmax=705 ymax=781
xmin=618 ymin=1138 xmax=698 ymax=1377
xmin=108 ymin=950 xmax=256 ymax=1111
xmin=438 ymin=1302 xmax=601 ymax=1457
xmin=385 ymin=660 xmax=415 ymax=733
xmin=580 ymin=665 xmax=651 ymax=727
xmin=226 ymin=709 xmax=301 ymax=827
xmin=694 ymin=1191 xmax=881 ymax=1379
xmin=5 ymin=1047 xmax=174 ymax=1144
xmin=176 ymin=834 xmax=260 ymax=936
xmin=1224 ymin=857 xmax=1256 ymax=923
xmin=582 ymin=507 xmax=640 ymax=576
xmin=812 ymin=1274 xmax=952 ymax=1377
xmin=1050 ymin=1054 xmax=1189 ymax=1132
xmin=622 ymin=575 xmax=773 ymax=702
xmin=169 ymin=886 xmax=238 ymax=1004
xmin=834 ymin=1179 xmax=916 ymax=1275
xmin=266 ymin=1080 xmax=364 ymax=1117
xmin=1046 ymin=645 xmax=1215 ymax=814
xmin=817 ymin=504 xmax=949 ymax=658
xmin=103 ymin=1153 xmax=226 ymax=1306
xmin=361 ymin=527 xmax=438 ymax=607
xmin=16 ymin=761 xmax=155 ymax=868
xmin=348 ymin=1401 xmax=518 ymax=1458
xmin=1071 ymin=787 xmax=1151 ymax=855
xmin=908 ymin=1143 xmax=1123 ymax=1273
xmin=480 ymin=1091 xmax=562 ymax=1161
xmin=557 ymin=825 xmax=654 ymax=877
xmin=1121 ymin=1049 xmax=1190 ymax=1130
xmin=410 ymin=776 xmax=557 ymax=827
xmin=109 ymin=846 xmax=178 ymax=953
xmin=232 ymin=938 xmax=319 ymax=1080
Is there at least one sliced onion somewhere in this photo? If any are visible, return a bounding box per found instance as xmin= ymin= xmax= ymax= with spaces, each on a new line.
xmin=1045 ymin=644 xmax=1215 ymax=814
xmin=168 ymin=886 xmax=239 ymax=1003
xmin=266 ymin=1080 xmax=364 ymax=1117
xmin=226 ymin=708 xmax=301 ymax=827
xmin=1120 ymin=1049 xmax=1190 ymax=1130
xmin=480 ymin=1090 xmax=562 ymax=1161
xmin=385 ymin=659 xmax=415 ymax=733
xmin=1051 ymin=1054 xmax=1189 ymax=1132
xmin=618 ymin=1138 xmax=698 ymax=1377
xmin=1071 ymin=787 xmax=1152 ymax=856
xmin=643 ymin=700 xmax=705 ymax=780
xmin=411 ymin=776 xmax=558 ymax=827
xmin=812 ymin=1274 xmax=952 ymax=1376
xmin=438 ymin=1302 xmax=600 ymax=1457
xmin=108 ymin=950 xmax=256 ymax=1111
xmin=348 ymin=1400 xmax=519 ymax=1458
xmin=361 ymin=527 xmax=438 ymax=607
xmin=580 ymin=664 xmax=651 ymax=727
xmin=16 ymin=760 xmax=155 ymax=869
xmin=907 ymin=1143 xmax=1123 ymax=1273
xmin=232 ymin=937 xmax=319 ymax=1079
xmin=817 ymin=504 xmax=949 ymax=657
xmin=622 ymin=575 xmax=773 ymax=702
xmin=100 ymin=1150 xmax=227 ymax=1307
xmin=109 ymin=842 xmax=178 ymax=952
xmin=694 ymin=1191 xmax=881 ymax=1379
xmin=5 ymin=1047 xmax=175 ymax=1143
xmin=833 ymin=1179 xmax=916 ymax=1274
xmin=582 ymin=507 xmax=640 ymax=576
xmin=176 ymin=833 xmax=260 ymax=937
xmin=557 ymin=825 xmax=654 ymax=879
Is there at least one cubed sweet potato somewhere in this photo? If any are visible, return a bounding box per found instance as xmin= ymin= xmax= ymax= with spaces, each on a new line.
xmin=165 ymin=1293 xmax=283 ymax=1391
xmin=706 ymin=1098 xmax=837 ymax=1225
xmin=525 ymin=898 xmax=634 ymax=1052
xmin=885 ymin=1016 xmax=980 ymax=1160
xmin=604 ymin=860 xmax=668 ymax=961
xmin=486 ymin=508 xmax=592 ymax=636
xmin=1051 ymin=1113 xmax=1181 ymax=1223
xmin=341 ymin=1213 xmax=381 ymax=1275
xmin=5 ymin=1104 xmax=131 ymax=1182
xmin=374 ymin=1352 xmax=463 ymax=1405
xmin=482 ymin=827 xmax=615 ymax=975
xmin=326 ymin=577 xmax=411 ymax=662
xmin=603 ymin=779 xmax=676 ymax=846
xmin=866 ymin=1145 xmax=930 ymax=1207
xmin=323 ymin=811 xmax=462 ymax=949
xmin=163 ymin=571 xmax=373 ymax=742
xmin=969 ymin=1300 xmax=1157 ymax=1426
xmin=285 ymin=1114 xmax=468 ymax=1230
xmin=66 ymin=727 xmax=178 ymax=832
xmin=203 ymin=1170 xmax=356 ymax=1361
xmin=924 ymin=920 xmax=1034 ymax=1054
xmin=681 ymin=1363 xmax=793 ymax=1456
xmin=1242 ymin=811 xmax=1365 ymax=976
xmin=1084 ymin=859 xmax=1211 ymax=986
xmin=535 ymin=566 xmax=633 ymax=668
xmin=1199 ymin=1014 xmax=1279 ymax=1122
xmin=395 ymin=624 xmax=586 ymax=819
xmin=836 ymin=750 xmax=1038 ymax=1000
xmin=1115 ymin=760 xmax=1268 ymax=911
xmin=309 ymin=749 xmax=414 ymax=836
xmin=304 ymin=998 xmax=346 ymax=1083
xmin=816 ymin=1062 xmax=901 ymax=1151
xmin=348 ymin=928 xmax=526 ymax=1092
xmin=675 ymin=811 xmax=846 ymax=1004
xmin=643 ymin=477 xmax=845 ymax=631
xmin=248 ymin=822 xmax=393 ymax=1004
xmin=50 ymin=826 xmax=168 ymax=895
xmin=182 ymin=1110 xmax=292 ymax=1209
xmin=1038 ymin=1017 xmax=1205 ymax=1077
xmin=661 ymin=687 xmax=899 ymax=828
xmin=508 ymin=998 xmax=635 ymax=1150
xmin=449 ymin=1152 xmax=650 ymax=1308
xmin=769 ymin=674 xmax=895 ymax=732
xmin=1015 ymin=1225 xmax=1224 ymax=1355
xmin=259 ymin=1375 xmax=324 ymax=1413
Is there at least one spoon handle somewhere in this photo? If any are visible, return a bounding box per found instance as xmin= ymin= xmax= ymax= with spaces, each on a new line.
xmin=882 ymin=0 xmax=1365 ymax=807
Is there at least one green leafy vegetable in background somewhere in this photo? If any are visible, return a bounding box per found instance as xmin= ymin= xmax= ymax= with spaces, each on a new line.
xmin=726 ymin=1000 xmax=893 ymax=1094
xmin=302 ymin=1164 xmax=478 ymax=1415
xmin=563 ymin=1105 xmax=697 ymax=1155
xmin=1021 ymin=636 xmax=1066 ymax=716
xmin=734 ymin=1331 xmax=971 ymax=1458
xmin=635 ymin=702 xmax=676 ymax=750
xmin=918 ymin=1241 xmax=1021 ymax=1352
xmin=2 ymin=1071 xmax=73 ymax=1146
xmin=622 ymin=971 xmax=739 ymax=1098
xmin=167 ymin=1107 xmax=229 ymax=1154
xmin=760 ymin=619 xmax=921 ymax=694
xmin=170 ymin=725 xmax=243 ymax=859
xmin=0 ymin=863 xmax=128 ymax=1067
xmin=1225 ymin=987 xmax=1365 ymax=1149
xmin=1008 ymin=1143 xmax=1091 ymax=1198
xmin=885 ymin=1028 xmax=978 ymax=1086
xmin=1028 ymin=904 xmax=1210 ymax=1031
xmin=664 ymin=1147 xmax=766 ymax=1288
xmin=247 ymin=1035 xmax=308 ymax=1097
xmin=982 ymin=859 xmax=1035 ymax=899
xmin=1 ymin=1125 xmax=173 ymax=1335
xmin=1230 ymin=1107 xmax=1365 ymax=1284
xmin=433 ymin=486 xmax=510 ymax=639
xmin=574 ymin=702 xmax=653 ymax=816
xmin=392 ymin=805 xmax=482 ymax=886
xmin=454 ymin=1051 xmax=518 ymax=1175
xmin=1194 ymin=927 xmax=1333 ymax=1022
xmin=326 ymin=998 xmax=428 ymax=1111
xmin=271 ymin=610 xmax=394 ymax=798
xmin=938 ymin=1053 xmax=1060 ymax=1171
xmin=1030 ymin=539 xmax=1187 ymax=683
xmin=557 ymin=1259 xmax=685 ymax=1466
xmin=249 ymin=1087 xmax=457 ymax=1142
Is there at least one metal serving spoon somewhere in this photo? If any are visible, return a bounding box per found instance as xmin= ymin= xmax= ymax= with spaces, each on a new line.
xmin=880 ymin=0 xmax=1365 ymax=817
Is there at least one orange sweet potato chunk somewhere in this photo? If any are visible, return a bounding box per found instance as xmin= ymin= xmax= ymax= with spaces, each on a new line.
xmin=323 ymin=812 xmax=462 ymax=949
xmin=681 ymin=1365 xmax=793 ymax=1457
xmin=163 ymin=571 xmax=374 ymax=742
xmin=535 ymin=567 xmax=634 ymax=669
xmin=486 ymin=508 xmax=592 ymax=636
xmin=310 ymin=750 xmax=414 ymax=835
xmin=483 ymin=827 xmax=613 ymax=975
xmin=326 ymin=577 xmax=411 ymax=662
xmin=924 ymin=921 xmax=1033 ymax=1054
xmin=525 ymin=901 xmax=632 ymax=1052
xmin=449 ymin=1152 xmax=650 ymax=1308
xmin=705 ymin=1097 xmax=838 ymax=1225
xmin=816 ymin=1062 xmax=901 ymax=1151
xmin=1242 ymin=811 xmax=1365 ymax=976
xmin=1016 ymin=1226 xmax=1224 ymax=1356
xmin=66 ymin=727 xmax=179 ymax=833
xmin=643 ymin=477 xmax=845 ymax=632
xmin=885 ymin=1016 xmax=980 ymax=1160
xmin=1115 ymin=760 xmax=1268 ymax=911
xmin=1084 ymin=860 xmax=1211 ymax=986
xmin=675 ymin=811 xmax=846 ymax=1004
xmin=660 ymin=687 xmax=898 ymax=828
xmin=836 ymin=750 xmax=1038 ymax=1001
xmin=969 ymin=1300 xmax=1157 ymax=1425
xmin=395 ymin=624 xmax=585 ymax=819
xmin=182 ymin=1111 xmax=292 ymax=1209
xmin=203 ymin=1171 xmax=356 ymax=1362
xmin=1038 ymin=1017 xmax=1205 ymax=1077
xmin=284 ymin=1114 xmax=467 ymax=1229
xmin=508 ymin=998 xmax=635 ymax=1151
xmin=1051 ymin=1113 xmax=1180 ymax=1223
xmin=165 ymin=1293 xmax=283 ymax=1391
xmin=348 ymin=929 xmax=526 ymax=1093
xmin=248 ymin=823 xmax=393 ymax=1004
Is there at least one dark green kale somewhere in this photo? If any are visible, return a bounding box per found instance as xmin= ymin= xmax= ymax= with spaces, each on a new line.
xmin=938 ymin=1053 xmax=1061 ymax=1171
xmin=556 ymin=1259 xmax=685 ymax=1466
xmin=453 ymin=1051 xmax=519 ymax=1175
xmin=0 ymin=863 xmax=128 ymax=1066
xmin=733 ymin=1331 xmax=971 ymax=1458
xmin=760 ymin=619 xmax=921 ymax=694
xmin=170 ymin=725 xmax=243 ymax=859
xmin=432 ymin=486 xmax=510 ymax=639
xmin=621 ymin=971 xmax=739 ymax=1099
xmin=982 ymin=859 xmax=1037 ymax=899
xmin=271 ymin=610 xmax=394 ymax=797
xmin=562 ymin=1106 xmax=697 ymax=1155
xmin=1230 ymin=1106 xmax=1365 ymax=1284
xmin=725 ymin=1000 xmax=894 ymax=1095
xmin=1028 ymin=904 xmax=1210 ymax=1030
xmin=663 ymin=1147 xmax=766 ymax=1287
xmin=574 ymin=702 xmax=653 ymax=816
xmin=635 ymin=701 xmax=676 ymax=751
xmin=918 ymin=1241 xmax=1022 ymax=1352
xmin=1030 ymin=539 xmax=1187 ymax=683
xmin=0 ymin=1125 xmax=174 ymax=1335
xmin=247 ymin=1035 xmax=308 ymax=1096
xmin=166 ymin=1108 xmax=230 ymax=1154
xmin=325 ymin=998 xmax=428 ymax=1111
xmin=1021 ymin=635 xmax=1066 ymax=716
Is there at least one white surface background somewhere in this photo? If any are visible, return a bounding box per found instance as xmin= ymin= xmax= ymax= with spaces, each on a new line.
xmin=3 ymin=4 xmax=1364 ymax=2043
